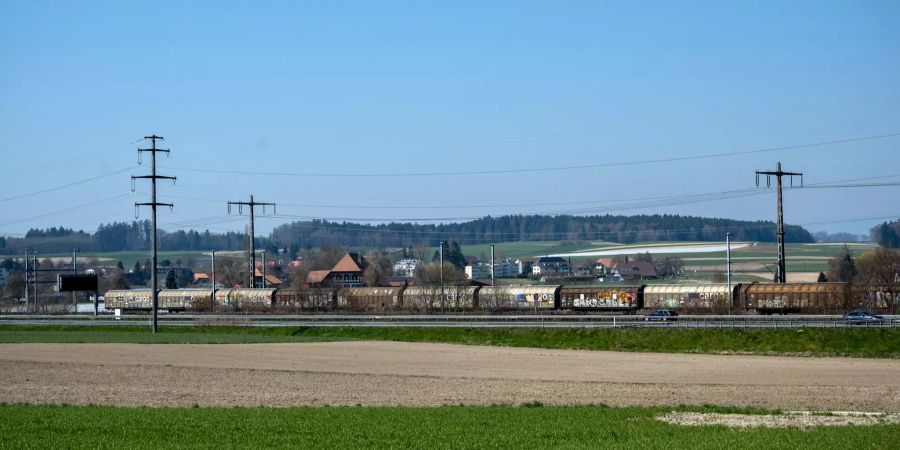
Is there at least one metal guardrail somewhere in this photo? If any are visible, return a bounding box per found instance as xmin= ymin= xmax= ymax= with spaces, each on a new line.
xmin=0 ymin=313 xmax=897 ymax=328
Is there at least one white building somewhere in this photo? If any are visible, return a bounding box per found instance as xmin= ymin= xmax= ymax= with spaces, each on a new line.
xmin=465 ymin=259 xmax=520 ymax=280
xmin=531 ymin=257 xmax=571 ymax=276
xmin=493 ymin=259 xmax=520 ymax=278
xmin=393 ymin=259 xmax=420 ymax=278
xmin=465 ymin=264 xmax=491 ymax=280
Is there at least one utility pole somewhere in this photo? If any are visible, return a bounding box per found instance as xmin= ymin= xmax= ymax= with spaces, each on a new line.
xmin=439 ymin=241 xmax=445 ymax=310
xmin=726 ymin=233 xmax=732 ymax=313
xmin=71 ymin=249 xmax=78 ymax=311
xmin=23 ymin=250 xmax=29 ymax=309
xmin=133 ymin=135 xmax=176 ymax=333
xmin=32 ymin=251 xmax=38 ymax=308
xmin=211 ymin=250 xmax=216 ymax=300
xmin=227 ymin=195 xmax=275 ymax=288
xmin=756 ymin=162 xmax=803 ymax=284
xmin=490 ymin=244 xmax=495 ymax=287
xmin=261 ymin=250 xmax=267 ymax=289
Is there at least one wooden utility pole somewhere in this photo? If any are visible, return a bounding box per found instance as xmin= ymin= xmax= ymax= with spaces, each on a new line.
xmin=133 ymin=135 xmax=176 ymax=333
xmin=756 ymin=162 xmax=802 ymax=283
xmin=227 ymin=195 xmax=275 ymax=288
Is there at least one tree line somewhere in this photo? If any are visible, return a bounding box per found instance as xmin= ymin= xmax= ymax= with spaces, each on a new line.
xmin=1 ymin=214 xmax=819 ymax=256
xmin=268 ymin=214 xmax=816 ymax=249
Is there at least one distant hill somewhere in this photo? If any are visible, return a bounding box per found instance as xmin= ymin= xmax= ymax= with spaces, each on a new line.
xmin=0 ymin=214 xmax=814 ymax=256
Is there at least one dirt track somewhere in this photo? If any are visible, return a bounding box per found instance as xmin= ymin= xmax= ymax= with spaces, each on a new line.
xmin=1 ymin=342 xmax=899 ymax=410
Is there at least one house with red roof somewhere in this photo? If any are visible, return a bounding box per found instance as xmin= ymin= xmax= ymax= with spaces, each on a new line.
xmin=305 ymin=252 xmax=368 ymax=288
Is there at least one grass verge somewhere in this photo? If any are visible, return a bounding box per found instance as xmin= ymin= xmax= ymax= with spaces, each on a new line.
xmin=0 ymin=404 xmax=896 ymax=449
xmin=1 ymin=325 xmax=898 ymax=357
xmin=0 ymin=325 xmax=344 ymax=344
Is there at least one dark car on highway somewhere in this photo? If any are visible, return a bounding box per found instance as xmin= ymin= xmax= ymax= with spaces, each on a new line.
xmin=842 ymin=310 xmax=885 ymax=325
xmin=645 ymin=309 xmax=679 ymax=321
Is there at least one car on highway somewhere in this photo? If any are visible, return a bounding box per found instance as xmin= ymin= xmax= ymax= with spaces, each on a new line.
xmin=645 ymin=309 xmax=679 ymax=321
xmin=842 ymin=310 xmax=885 ymax=325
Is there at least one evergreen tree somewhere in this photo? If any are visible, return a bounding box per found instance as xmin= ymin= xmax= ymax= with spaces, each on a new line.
xmin=446 ymin=241 xmax=466 ymax=269
xmin=877 ymin=223 xmax=899 ymax=248
xmin=826 ymin=245 xmax=857 ymax=282
xmin=165 ymin=269 xmax=178 ymax=289
xmin=817 ymin=272 xmax=828 ymax=282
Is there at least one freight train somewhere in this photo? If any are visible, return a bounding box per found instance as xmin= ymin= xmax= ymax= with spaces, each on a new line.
xmin=104 ymin=281 xmax=896 ymax=315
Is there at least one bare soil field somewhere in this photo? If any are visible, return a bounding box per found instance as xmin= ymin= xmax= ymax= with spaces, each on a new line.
xmin=1 ymin=342 xmax=898 ymax=410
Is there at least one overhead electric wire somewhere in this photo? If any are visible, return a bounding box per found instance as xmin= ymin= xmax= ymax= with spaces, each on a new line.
xmin=246 ymin=213 xmax=900 ymax=242
xmin=0 ymin=138 xmax=145 ymax=179
xmin=789 ymin=182 xmax=900 ymax=189
xmin=157 ymin=173 xmax=898 ymax=229
xmin=0 ymin=193 xmax=136 ymax=227
xmin=159 ymin=132 xmax=900 ymax=178
xmin=0 ymin=166 xmax=137 ymax=203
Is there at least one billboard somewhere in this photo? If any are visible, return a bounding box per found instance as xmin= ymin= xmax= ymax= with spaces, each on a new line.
xmin=57 ymin=274 xmax=99 ymax=292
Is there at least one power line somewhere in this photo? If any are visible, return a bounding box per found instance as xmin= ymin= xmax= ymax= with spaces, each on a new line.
xmin=160 ymin=132 xmax=900 ymax=178
xmin=0 ymin=167 xmax=137 ymax=203
xmin=791 ymin=182 xmax=900 ymax=189
xmin=156 ymin=174 xmax=898 ymax=228
xmin=0 ymin=139 xmax=144 ymax=179
xmin=0 ymin=193 xmax=136 ymax=227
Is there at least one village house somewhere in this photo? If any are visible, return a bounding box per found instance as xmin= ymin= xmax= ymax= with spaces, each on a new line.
xmin=615 ymin=260 xmax=658 ymax=280
xmin=531 ymin=256 xmax=571 ymax=276
xmin=305 ymin=252 xmax=367 ymax=288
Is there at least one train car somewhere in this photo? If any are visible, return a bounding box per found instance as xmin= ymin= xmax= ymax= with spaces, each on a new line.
xmin=104 ymin=289 xmax=153 ymax=310
xmin=558 ymin=286 xmax=642 ymax=312
xmin=158 ymin=289 xmax=214 ymax=311
xmin=642 ymin=284 xmax=738 ymax=313
xmin=273 ymin=288 xmax=336 ymax=310
xmin=741 ymin=282 xmax=849 ymax=314
xmin=215 ymin=288 xmax=277 ymax=310
xmin=337 ymin=287 xmax=403 ymax=311
xmin=476 ymin=286 xmax=560 ymax=310
xmin=401 ymin=286 xmax=478 ymax=311
xmin=103 ymin=289 xmax=214 ymax=311
xmin=847 ymin=284 xmax=898 ymax=313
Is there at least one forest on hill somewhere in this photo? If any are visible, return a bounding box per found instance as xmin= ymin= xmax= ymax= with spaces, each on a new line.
xmin=0 ymin=214 xmax=816 ymax=255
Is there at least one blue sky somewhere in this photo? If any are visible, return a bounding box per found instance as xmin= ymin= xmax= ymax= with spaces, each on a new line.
xmin=1 ymin=1 xmax=898 ymax=238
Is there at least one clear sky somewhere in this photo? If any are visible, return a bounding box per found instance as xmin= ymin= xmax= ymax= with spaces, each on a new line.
xmin=1 ymin=1 xmax=898 ymax=239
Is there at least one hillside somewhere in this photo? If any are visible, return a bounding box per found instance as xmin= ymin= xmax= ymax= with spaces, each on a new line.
xmin=0 ymin=214 xmax=814 ymax=255
xmin=269 ymin=214 xmax=814 ymax=249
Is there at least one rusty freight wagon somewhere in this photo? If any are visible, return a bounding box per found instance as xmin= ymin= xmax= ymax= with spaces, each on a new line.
xmin=740 ymin=282 xmax=849 ymax=314
xmin=337 ymin=287 xmax=403 ymax=311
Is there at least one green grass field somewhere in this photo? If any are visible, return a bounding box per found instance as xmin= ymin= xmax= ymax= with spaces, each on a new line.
xmin=0 ymin=325 xmax=344 ymax=344
xmin=35 ymin=251 xmax=210 ymax=267
xmin=0 ymin=404 xmax=895 ymax=449
xmin=2 ymin=325 xmax=898 ymax=358
xmin=462 ymin=240 xmax=612 ymax=260
xmin=458 ymin=241 xmax=876 ymax=282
